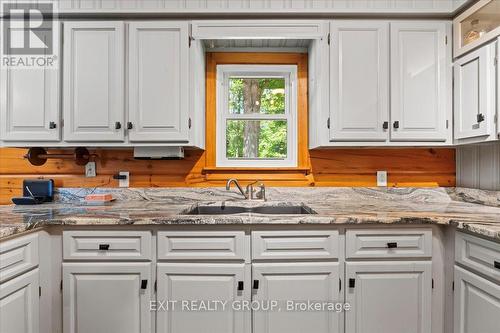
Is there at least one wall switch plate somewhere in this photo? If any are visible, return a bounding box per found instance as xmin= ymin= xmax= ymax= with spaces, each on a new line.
xmin=119 ymin=171 xmax=129 ymax=188
xmin=377 ymin=171 xmax=388 ymax=187
xmin=85 ymin=162 xmax=96 ymax=177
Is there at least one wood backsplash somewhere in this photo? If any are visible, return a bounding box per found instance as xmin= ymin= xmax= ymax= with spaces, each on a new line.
xmin=0 ymin=147 xmax=455 ymax=205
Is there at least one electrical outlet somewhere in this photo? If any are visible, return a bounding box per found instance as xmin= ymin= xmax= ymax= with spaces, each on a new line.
xmin=119 ymin=171 xmax=129 ymax=188
xmin=85 ymin=162 xmax=96 ymax=177
xmin=377 ymin=171 xmax=387 ymax=187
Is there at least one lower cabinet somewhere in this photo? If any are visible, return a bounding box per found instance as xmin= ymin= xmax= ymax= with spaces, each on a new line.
xmin=62 ymin=262 xmax=152 ymax=333
xmin=453 ymin=266 xmax=500 ymax=333
xmin=345 ymin=261 xmax=432 ymax=333
xmin=156 ymin=263 xmax=250 ymax=333
xmin=0 ymin=269 xmax=39 ymax=333
xmin=252 ymin=262 xmax=340 ymax=333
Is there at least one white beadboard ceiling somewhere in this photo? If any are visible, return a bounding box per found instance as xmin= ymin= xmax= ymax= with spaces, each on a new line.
xmin=23 ymin=0 xmax=473 ymax=15
xmin=203 ymin=38 xmax=311 ymax=50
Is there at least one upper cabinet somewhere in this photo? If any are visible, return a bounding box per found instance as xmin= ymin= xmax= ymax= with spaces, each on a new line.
xmin=329 ymin=21 xmax=389 ymax=142
xmin=318 ymin=20 xmax=452 ymax=147
xmin=0 ymin=24 xmax=60 ymax=142
xmin=128 ymin=22 xmax=190 ymax=143
xmin=390 ymin=22 xmax=449 ymax=142
xmin=63 ymin=21 xmax=125 ymax=142
xmin=454 ymin=40 xmax=497 ymax=143
xmin=454 ymin=0 xmax=500 ymax=58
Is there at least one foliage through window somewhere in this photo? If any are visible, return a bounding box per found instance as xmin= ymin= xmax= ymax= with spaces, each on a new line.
xmin=217 ymin=65 xmax=297 ymax=167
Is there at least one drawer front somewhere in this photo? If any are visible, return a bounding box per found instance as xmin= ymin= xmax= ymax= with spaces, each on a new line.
xmin=157 ymin=231 xmax=247 ymax=261
xmin=0 ymin=233 xmax=38 ymax=283
xmin=63 ymin=231 xmax=152 ymax=261
xmin=456 ymin=232 xmax=500 ymax=282
xmin=346 ymin=229 xmax=432 ymax=259
xmin=252 ymin=230 xmax=339 ymax=260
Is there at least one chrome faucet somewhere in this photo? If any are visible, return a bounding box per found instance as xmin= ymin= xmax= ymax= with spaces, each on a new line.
xmin=226 ymin=178 xmax=266 ymax=201
xmin=226 ymin=178 xmax=248 ymax=199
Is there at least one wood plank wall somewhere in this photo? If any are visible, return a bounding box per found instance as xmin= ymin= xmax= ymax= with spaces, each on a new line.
xmin=0 ymin=147 xmax=455 ymax=205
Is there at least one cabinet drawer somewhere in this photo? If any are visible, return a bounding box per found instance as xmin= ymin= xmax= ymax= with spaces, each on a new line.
xmin=63 ymin=231 xmax=152 ymax=261
xmin=252 ymin=230 xmax=339 ymax=260
xmin=0 ymin=233 xmax=38 ymax=283
xmin=455 ymin=232 xmax=500 ymax=282
xmin=157 ymin=231 xmax=247 ymax=261
xmin=346 ymin=229 xmax=432 ymax=259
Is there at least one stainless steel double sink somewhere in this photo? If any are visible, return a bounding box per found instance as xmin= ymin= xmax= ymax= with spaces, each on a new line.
xmin=184 ymin=203 xmax=316 ymax=215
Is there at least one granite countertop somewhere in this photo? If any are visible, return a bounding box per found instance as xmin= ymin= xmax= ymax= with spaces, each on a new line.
xmin=0 ymin=187 xmax=499 ymax=241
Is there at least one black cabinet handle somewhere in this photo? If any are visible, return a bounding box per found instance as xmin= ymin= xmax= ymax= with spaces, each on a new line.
xmin=49 ymin=122 xmax=57 ymax=129
xmin=349 ymin=278 xmax=355 ymax=288
xmin=141 ymin=280 xmax=148 ymax=289
xmin=237 ymin=281 xmax=244 ymax=291
xmin=98 ymin=244 xmax=110 ymax=250
xmin=127 ymin=122 xmax=133 ymax=130
xmin=393 ymin=121 xmax=400 ymax=129
xmin=494 ymin=261 xmax=500 ymax=269
xmin=382 ymin=121 xmax=389 ymax=130
xmin=115 ymin=122 xmax=121 ymax=130
xmin=253 ymin=280 xmax=259 ymax=290
xmin=477 ymin=113 xmax=485 ymax=123
xmin=387 ymin=242 xmax=398 ymax=249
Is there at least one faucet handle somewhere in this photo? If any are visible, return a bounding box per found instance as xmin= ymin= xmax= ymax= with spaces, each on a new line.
xmin=255 ymin=182 xmax=266 ymax=201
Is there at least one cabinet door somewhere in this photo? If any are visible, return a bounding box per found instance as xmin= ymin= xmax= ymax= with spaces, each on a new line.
xmin=390 ymin=22 xmax=448 ymax=141
xmin=63 ymin=21 xmax=125 ymax=142
xmin=454 ymin=42 xmax=496 ymax=141
xmin=63 ymin=262 xmax=152 ymax=333
xmin=252 ymin=262 xmax=340 ymax=333
xmin=0 ymin=269 xmax=39 ymax=333
xmin=345 ymin=261 xmax=431 ymax=333
xmin=128 ymin=22 xmax=189 ymax=142
xmin=0 ymin=49 xmax=59 ymax=141
xmin=329 ymin=21 xmax=389 ymax=142
xmin=454 ymin=266 xmax=500 ymax=333
xmin=157 ymin=263 xmax=249 ymax=333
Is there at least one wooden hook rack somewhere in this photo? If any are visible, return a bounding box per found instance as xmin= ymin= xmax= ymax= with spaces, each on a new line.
xmin=24 ymin=147 xmax=95 ymax=166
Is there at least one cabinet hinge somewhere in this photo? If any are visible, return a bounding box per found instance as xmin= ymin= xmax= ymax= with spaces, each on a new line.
xmin=339 ymin=278 xmax=341 ymax=291
xmin=445 ymin=35 xmax=448 ymax=45
xmin=39 ymin=286 xmax=41 ymax=297
xmin=327 ymin=33 xmax=331 ymax=45
xmin=452 ymin=281 xmax=455 ymax=291
xmin=495 ymin=56 xmax=498 ymax=66
xmin=188 ymin=117 xmax=192 ymax=129
xmin=60 ymin=119 xmax=64 ymax=128
xmin=446 ymin=120 xmax=449 ymax=129
xmin=60 ymin=280 xmax=63 ymax=291
xmin=189 ymin=36 xmax=194 ymax=48
xmin=154 ymin=280 xmax=157 ymax=292
xmin=432 ymin=279 xmax=434 ymax=289
xmin=327 ymin=117 xmax=330 ymax=129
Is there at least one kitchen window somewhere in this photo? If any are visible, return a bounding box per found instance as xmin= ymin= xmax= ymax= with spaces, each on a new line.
xmin=216 ymin=65 xmax=298 ymax=167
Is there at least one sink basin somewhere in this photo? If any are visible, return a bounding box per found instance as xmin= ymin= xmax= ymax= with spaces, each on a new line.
xmin=185 ymin=204 xmax=316 ymax=215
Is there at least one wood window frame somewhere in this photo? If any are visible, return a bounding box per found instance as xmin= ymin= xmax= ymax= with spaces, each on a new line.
xmin=204 ymin=52 xmax=310 ymax=173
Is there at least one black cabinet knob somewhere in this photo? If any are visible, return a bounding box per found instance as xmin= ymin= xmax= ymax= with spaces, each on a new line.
xmin=115 ymin=122 xmax=122 ymax=130
xmin=253 ymin=280 xmax=259 ymax=290
xmin=349 ymin=278 xmax=356 ymax=288
xmin=494 ymin=261 xmax=500 ymax=269
xmin=477 ymin=113 xmax=485 ymax=123
xmin=141 ymin=280 xmax=148 ymax=289
xmin=98 ymin=244 xmax=110 ymax=250
xmin=127 ymin=122 xmax=133 ymax=130
xmin=382 ymin=121 xmax=389 ymax=130
xmin=387 ymin=242 xmax=398 ymax=249
xmin=237 ymin=281 xmax=244 ymax=291
xmin=49 ymin=122 xmax=56 ymax=129
xmin=393 ymin=121 xmax=400 ymax=129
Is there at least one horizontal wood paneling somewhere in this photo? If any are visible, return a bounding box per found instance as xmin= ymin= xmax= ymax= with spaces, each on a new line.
xmin=0 ymin=147 xmax=455 ymax=205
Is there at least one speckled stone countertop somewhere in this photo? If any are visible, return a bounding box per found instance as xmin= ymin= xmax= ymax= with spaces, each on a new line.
xmin=0 ymin=187 xmax=499 ymax=241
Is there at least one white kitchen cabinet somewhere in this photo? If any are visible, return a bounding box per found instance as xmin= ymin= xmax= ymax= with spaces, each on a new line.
xmin=156 ymin=263 xmax=250 ymax=333
xmin=329 ymin=21 xmax=389 ymax=142
xmin=63 ymin=21 xmax=125 ymax=142
xmin=390 ymin=22 xmax=449 ymax=142
xmin=252 ymin=262 xmax=340 ymax=333
xmin=62 ymin=262 xmax=152 ymax=333
xmin=454 ymin=41 xmax=497 ymax=143
xmin=0 ymin=36 xmax=60 ymax=142
xmin=128 ymin=22 xmax=189 ymax=142
xmin=0 ymin=269 xmax=39 ymax=333
xmin=454 ymin=265 xmax=500 ymax=333
xmin=345 ymin=261 xmax=432 ymax=333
